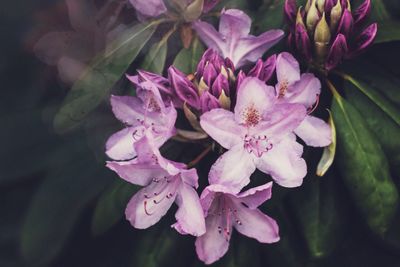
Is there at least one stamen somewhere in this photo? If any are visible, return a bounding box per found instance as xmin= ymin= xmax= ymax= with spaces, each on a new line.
xmin=242 ymin=105 xmax=261 ymax=127
xmin=278 ymin=80 xmax=289 ymax=98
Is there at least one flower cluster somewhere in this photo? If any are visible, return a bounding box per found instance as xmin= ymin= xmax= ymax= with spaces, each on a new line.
xmin=106 ymin=8 xmax=332 ymax=265
xmin=285 ymin=0 xmax=377 ymax=71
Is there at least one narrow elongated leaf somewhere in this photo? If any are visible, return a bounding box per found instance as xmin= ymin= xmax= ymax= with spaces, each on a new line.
xmin=331 ymin=91 xmax=398 ymax=236
xmin=345 ymin=82 xmax=400 ymax=172
xmin=54 ymin=21 xmax=158 ymax=133
xmin=91 ymin=179 xmax=138 ymax=236
xmin=341 ymin=73 xmax=400 ymax=127
xmin=317 ymin=111 xmax=336 ymax=177
xmin=287 ymin=173 xmax=346 ymax=259
xmin=140 ymin=40 xmax=168 ymax=74
xmin=21 ymin=146 xmax=112 ymax=266
xmin=173 ymin=37 xmax=204 ymax=74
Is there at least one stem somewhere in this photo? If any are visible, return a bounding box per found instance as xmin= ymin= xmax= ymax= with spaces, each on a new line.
xmin=187 ymin=145 xmax=212 ymax=168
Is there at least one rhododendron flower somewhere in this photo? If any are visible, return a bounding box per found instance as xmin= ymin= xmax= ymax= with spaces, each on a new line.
xmin=285 ymin=0 xmax=377 ymax=70
xmin=275 ymin=52 xmax=331 ymax=147
xmin=200 ymin=77 xmax=307 ymax=191
xmin=193 ymin=9 xmax=284 ymax=68
xmin=34 ymin=0 xmax=128 ymax=84
xmin=131 ymin=0 xmax=220 ymax=21
xmin=107 ymin=133 xmax=205 ymax=235
xmin=105 ymin=78 xmax=177 ymax=160
xmin=195 ymin=183 xmax=279 ymax=264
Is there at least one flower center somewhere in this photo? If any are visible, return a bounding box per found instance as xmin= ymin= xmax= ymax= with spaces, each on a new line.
xmin=243 ymin=134 xmax=274 ymax=157
xmin=243 ymin=105 xmax=261 ymax=127
xmin=278 ymin=80 xmax=289 ymax=98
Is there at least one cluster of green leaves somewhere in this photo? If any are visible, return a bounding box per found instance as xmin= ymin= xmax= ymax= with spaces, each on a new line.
xmin=3 ymin=0 xmax=400 ymax=266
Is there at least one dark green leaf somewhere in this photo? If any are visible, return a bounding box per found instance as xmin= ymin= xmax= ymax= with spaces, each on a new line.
xmin=173 ymin=37 xmax=204 ymax=74
xmin=370 ymin=0 xmax=391 ymax=21
xmin=254 ymin=0 xmax=285 ymax=33
xmin=317 ymin=111 xmax=336 ymax=177
xmin=287 ymin=173 xmax=346 ymax=259
xmin=331 ymin=91 xmax=398 ymax=236
xmin=340 ymin=72 xmax=400 ymax=127
xmin=91 ymin=179 xmax=138 ymax=236
xmin=20 ymin=147 xmax=112 ymax=266
xmin=140 ymin=39 xmax=168 ymax=74
xmin=345 ymin=81 xmax=400 ymax=172
xmin=53 ymin=21 xmax=158 ymax=133
xmin=375 ymin=20 xmax=400 ymax=43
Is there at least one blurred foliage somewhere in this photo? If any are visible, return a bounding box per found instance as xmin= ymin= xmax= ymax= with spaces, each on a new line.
xmin=1 ymin=0 xmax=400 ymax=267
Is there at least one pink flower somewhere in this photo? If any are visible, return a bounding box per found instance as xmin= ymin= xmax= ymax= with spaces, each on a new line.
xmin=193 ymin=9 xmax=284 ymax=68
xmin=105 ymin=77 xmax=177 ymax=160
xmin=107 ymin=133 xmax=206 ymax=236
xmin=195 ymin=183 xmax=279 ymax=264
xmin=200 ymin=77 xmax=307 ymax=191
xmin=275 ymin=52 xmax=331 ymax=147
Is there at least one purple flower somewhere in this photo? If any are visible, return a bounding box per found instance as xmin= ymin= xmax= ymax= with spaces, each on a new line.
xmin=200 ymin=77 xmax=307 ymax=191
xmin=195 ymin=183 xmax=279 ymax=264
xmin=285 ymin=0 xmax=377 ymax=71
xmin=275 ymin=52 xmax=331 ymax=147
xmin=130 ymin=0 xmax=220 ymax=21
xmin=107 ymin=133 xmax=206 ymax=235
xmin=193 ymin=9 xmax=284 ymax=68
xmin=105 ymin=77 xmax=177 ymax=160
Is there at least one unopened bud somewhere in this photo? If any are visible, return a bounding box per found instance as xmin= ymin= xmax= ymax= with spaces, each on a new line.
xmin=346 ymin=0 xmax=351 ymax=11
xmin=316 ymin=0 xmax=325 ymax=13
xmin=306 ymin=0 xmax=320 ymax=34
xmin=183 ymin=0 xmax=204 ymax=22
xmin=314 ymin=13 xmax=331 ymax=63
xmin=198 ymin=77 xmax=209 ymax=95
xmin=218 ymin=90 xmax=231 ymax=110
xmin=296 ymin=7 xmax=305 ymax=27
xmin=315 ymin=13 xmax=331 ymax=43
xmin=305 ymin=0 xmax=311 ymax=12
xmin=330 ymin=0 xmax=342 ymax=32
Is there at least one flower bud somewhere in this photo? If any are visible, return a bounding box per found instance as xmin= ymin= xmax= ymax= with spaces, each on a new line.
xmin=353 ymin=0 xmax=371 ymax=25
xmin=183 ymin=0 xmax=204 ymax=22
xmin=211 ymin=73 xmax=229 ymax=97
xmin=348 ymin=23 xmax=377 ymax=58
xmin=218 ymin=90 xmax=231 ymax=110
xmin=306 ymin=0 xmax=320 ymax=33
xmin=316 ymin=0 xmax=325 ymax=13
xmin=284 ymin=0 xmax=297 ymax=24
xmin=314 ymin=13 xmax=331 ymax=63
xmin=295 ymin=23 xmax=312 ymax=62
xmin=325 ymin=34 xmax=348 ymax=70
xmin=296 ymin=7 xmax=306 ymax=28
xmin=200 ymin=91 xmax=220 ymax=113
xmin=337 ymin=9 xmax=354 ymax=38
xmin=168 ymin=66 xmax=200 ymax=109
xmin=248 ymin=55 xmax=276 ymax=83
xmin=330 ymin=0 xmax=342 ymax=32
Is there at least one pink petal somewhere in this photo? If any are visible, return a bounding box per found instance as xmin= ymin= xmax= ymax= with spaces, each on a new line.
xmin=200 ymin=109 xmax=244 ymax=149
xmin=233 ymin=30 xmax=284 ymax=68
xmin=106 ymin=159 xmax=165 ymax=186
xmin=237 ymin=182 xmax=273 ymax=209
xmin=294 ymin=115 xmax=332 ymax=147
xmin=256 ymin=134 xmax=307 ymax=188
xmin=219 ymin=9 xmax=252 ymax=39
xmin=125 ymin=181 xmax=177 ymax=229
xmin=180 ymin=168 xmax=200 ymax=188
xmin=209 ymin=144 xmax=256 ymax=193
xmin=173 ymin=183 xmax=206 ymax=236
xmin=129 ymin=0 xmax=167 ymax=17
xmin=66 ymin=0 xmax=98 ymax=33
xmin=232 ymin=199 xmax=279 ymax=243
xmin=105 ymin=127 xmax=142 ymax=160
xmin=57 ymin=56 xmax=87 ymax=84
xmin=234 ymin=77 xmax=276 ymax=124
xmin=192 ymin=20 xmax=226 ymax=57
xmin=285 ymin=73 xmax=321 ymax=108
xmin=110 ymin=95 xmax=147 ymax=126
xmin=276 ymin=52 xmax=301 ymax=87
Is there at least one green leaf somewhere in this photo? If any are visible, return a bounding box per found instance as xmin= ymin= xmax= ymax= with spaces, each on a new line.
xmin=91 ymin=179 xmax=138 ymax=236
xmin=317 ymin=110 xmax=337 ymax=177
xmin=254 ymin=0 xmax=285 ymax=33
xmin=287 ymin=173 xmax=346 ymax=259
xmin=370 ymin=0 xmax=391 ymax=21
xmin=331 ymin=90 xmax=399 ymax=236
xmin=375 ymin=20 xmax=400 ymax=43
xmin=20 ymin=146 xmax=112 ymax=266
xmin=53 ymin=21 xmax=158 ymax=133
xmin=173 ymin=37 xmax=204 ymax=74
xmin=340 ymin=72 xmax=400 ymax=127
xmin=345 ymin=81 xmax=400 ymax=172
xmin=140 ymin=39 xmax=168 ymax=74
